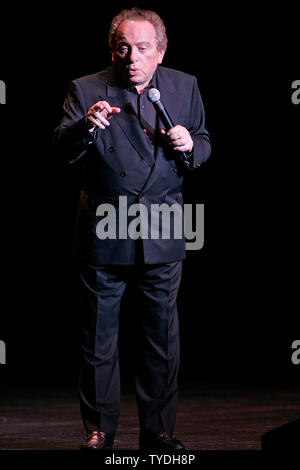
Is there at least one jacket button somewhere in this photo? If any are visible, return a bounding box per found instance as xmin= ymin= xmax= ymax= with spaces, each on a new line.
xmin=120 ymin=171 xmax=126 ymax=177
xmin=109 ymin=146 xmax=115 ymax=152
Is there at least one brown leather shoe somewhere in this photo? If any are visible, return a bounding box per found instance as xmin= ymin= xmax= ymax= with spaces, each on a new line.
xmin=80 ymin=431 xmax=113 ymax=451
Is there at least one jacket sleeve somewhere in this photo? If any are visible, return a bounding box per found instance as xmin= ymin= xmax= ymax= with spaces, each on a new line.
xmin=181 ymin=75 xmax=211 ymax=170
xmin=53 ymin=80 xmax=98 ymax=164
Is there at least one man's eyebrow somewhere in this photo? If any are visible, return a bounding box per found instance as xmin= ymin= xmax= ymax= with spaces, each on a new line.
xmin=117 ymin=37 xmax=151 ymax=46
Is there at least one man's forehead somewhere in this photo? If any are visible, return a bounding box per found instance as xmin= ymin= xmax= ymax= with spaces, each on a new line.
xmin=116 ymin=20 xmax=156 ymax=42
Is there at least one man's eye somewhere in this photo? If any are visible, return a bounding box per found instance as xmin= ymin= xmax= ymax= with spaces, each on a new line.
xmin=119 ymin=45 xmax=128 ymax=52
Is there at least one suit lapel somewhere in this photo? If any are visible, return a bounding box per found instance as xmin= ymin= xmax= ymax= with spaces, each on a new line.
xmin=155 ymin=67 xmax=177 ymax=127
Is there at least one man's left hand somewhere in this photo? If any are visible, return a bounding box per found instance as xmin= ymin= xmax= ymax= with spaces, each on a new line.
xmin=161 ymin=125 xmax=193 ymax=153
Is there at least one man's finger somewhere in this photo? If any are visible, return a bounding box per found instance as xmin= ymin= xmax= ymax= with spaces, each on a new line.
xmin=94 ymin=112 xmax=110 ymax=127
xmin=99 ymin=101 xmax=113 ymax=114
xmin=88 ymin=115 xmax=105 ymax=130
xmin=170 ymin=137 xmax=185 ymax=146
xmin=110 ymin=107 xmax=121 ymax=114
xmin=93 ymin=103 xmax=105 ymax=112
xmin=167 ymin=129 xmax=185 ymax=140
xmin=92 ymin=101 xmax=111 ymax=115
xmin=107 ymin=107 xmax=121 ymax=118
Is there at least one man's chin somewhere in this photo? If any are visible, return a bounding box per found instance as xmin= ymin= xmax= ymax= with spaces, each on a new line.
xmin=127 ymin=76 xmax=142 ymax=86
xmin=119 ymin=71 xmax=147 ymax=90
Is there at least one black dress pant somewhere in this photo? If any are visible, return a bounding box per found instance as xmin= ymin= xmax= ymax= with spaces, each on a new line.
xmin=78 ymin=257 xmax=182 ymax=438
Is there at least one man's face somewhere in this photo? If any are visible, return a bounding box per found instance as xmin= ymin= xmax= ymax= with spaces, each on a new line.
xmin=112 ymin=20 xmax=165 ymax=90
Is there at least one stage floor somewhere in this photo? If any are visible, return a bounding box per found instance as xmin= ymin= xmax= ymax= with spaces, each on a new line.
xmin=0 ymin=381 xmax=299 ymax=450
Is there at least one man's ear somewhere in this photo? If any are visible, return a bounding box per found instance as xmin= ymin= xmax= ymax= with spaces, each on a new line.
xmin=158 ymin=49 xmax=166 ymax=64
xmin=111 ymin=52 xmax=115 ymax=63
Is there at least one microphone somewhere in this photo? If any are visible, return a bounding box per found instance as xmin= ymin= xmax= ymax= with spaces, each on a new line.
xmin=147 ymin=88 xmax=188 ymax=159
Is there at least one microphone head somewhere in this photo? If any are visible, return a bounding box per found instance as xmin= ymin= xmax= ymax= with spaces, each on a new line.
xmin=148 ymin=88 xmax=160 ymax=103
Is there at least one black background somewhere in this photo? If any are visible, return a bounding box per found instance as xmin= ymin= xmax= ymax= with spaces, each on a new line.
xmin=0 ymin=2 xmax=299 ymax=392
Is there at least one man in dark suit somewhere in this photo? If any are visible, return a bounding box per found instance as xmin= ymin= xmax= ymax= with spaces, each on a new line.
xmin=53 ymin=7 xmax=210 ymax=451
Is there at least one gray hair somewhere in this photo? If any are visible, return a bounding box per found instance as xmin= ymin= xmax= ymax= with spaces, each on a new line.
xmin=109 ymin=7 xmax=168 ymax=53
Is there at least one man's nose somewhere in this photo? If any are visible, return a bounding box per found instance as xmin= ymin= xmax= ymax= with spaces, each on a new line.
xmin=129 ymin=47 xmax=139 ymax=63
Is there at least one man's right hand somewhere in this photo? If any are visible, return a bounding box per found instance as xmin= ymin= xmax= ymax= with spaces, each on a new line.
xmin=85 ymin=101 xmax=121 ymax=131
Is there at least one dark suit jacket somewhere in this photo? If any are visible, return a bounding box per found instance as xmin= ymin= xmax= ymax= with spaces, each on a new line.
xmin=53 ymin=65 xmax=211 ymax=265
